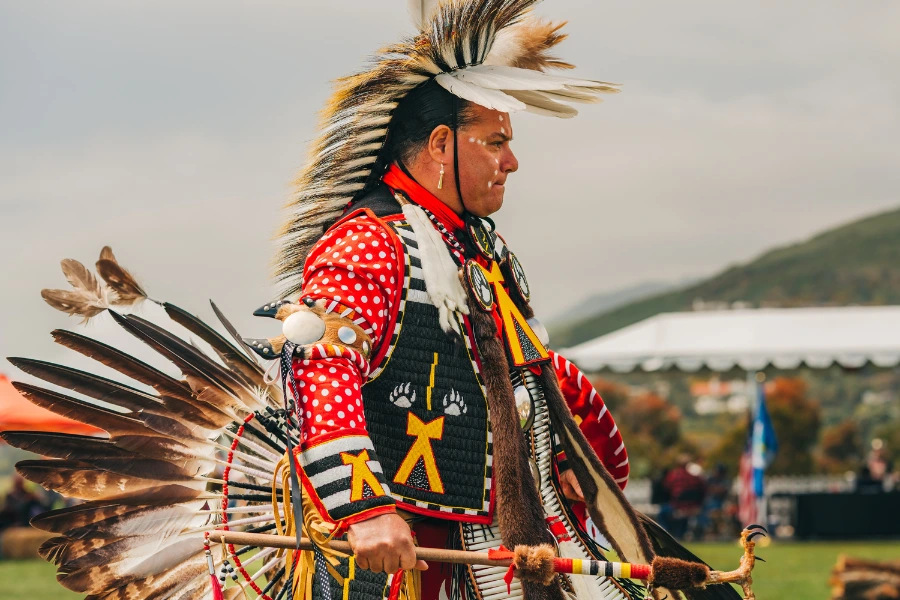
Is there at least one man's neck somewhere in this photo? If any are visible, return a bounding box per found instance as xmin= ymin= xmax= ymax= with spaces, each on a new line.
xmin=402 ymin=161 xmax=464 ymax=216
xmin=383 ymin=164 xmax=465 ymax=234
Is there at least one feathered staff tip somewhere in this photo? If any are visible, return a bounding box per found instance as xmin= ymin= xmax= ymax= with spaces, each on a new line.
xmin=41 ymin=246 xmax=156 ymax=323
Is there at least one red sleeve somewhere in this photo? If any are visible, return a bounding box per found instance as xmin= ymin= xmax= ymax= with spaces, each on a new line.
xmin=291 ymin=212 xmax=406 ymax=527
xmin=302 ymin=211 xmax=403 ymax=351
xmin=549 ymin=350 xmax=630 ymax=490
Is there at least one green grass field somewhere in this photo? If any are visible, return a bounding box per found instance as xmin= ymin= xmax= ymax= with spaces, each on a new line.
xmin=1 ymin=540 xmax=898 ymax=600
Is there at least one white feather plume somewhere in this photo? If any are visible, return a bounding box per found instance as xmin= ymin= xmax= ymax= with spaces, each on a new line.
xmin=399 ymin=201 xmax=470 ymax=335
xmin=455 ymin=64 xmax=604 ymax=92
xmin=505 ymin=89 xmax=578 ymax=118
xmin=438 ymin=64 xmax=613 ymax=117
xmin=435 ymin=73 xmax=527 ymax=113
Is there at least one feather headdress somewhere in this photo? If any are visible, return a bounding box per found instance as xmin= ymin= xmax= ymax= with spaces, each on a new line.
xmin=275 ymin=0 xmax=618 ymax=296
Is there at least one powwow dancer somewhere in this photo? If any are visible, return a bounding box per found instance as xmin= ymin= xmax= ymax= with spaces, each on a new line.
xmin=4 ymin=1 xmax=763 ymax=599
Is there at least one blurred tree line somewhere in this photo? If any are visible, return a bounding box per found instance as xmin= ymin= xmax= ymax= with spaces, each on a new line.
xmin=592 ymin=374 xmax=900 ymax=479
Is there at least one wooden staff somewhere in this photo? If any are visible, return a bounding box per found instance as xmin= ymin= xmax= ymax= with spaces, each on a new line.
xmin=211 ymin=526 xmax=764 ymax=598
xmin=211 ymin=530 xmax=514 ymax=568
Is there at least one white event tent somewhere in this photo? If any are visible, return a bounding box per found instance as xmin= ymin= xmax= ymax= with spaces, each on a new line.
xmin=562 ymin=306 xmax=900 ymax=373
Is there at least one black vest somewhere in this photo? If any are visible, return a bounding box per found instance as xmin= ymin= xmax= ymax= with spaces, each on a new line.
xmin=361 ymin=218 xmax=494 ymax=521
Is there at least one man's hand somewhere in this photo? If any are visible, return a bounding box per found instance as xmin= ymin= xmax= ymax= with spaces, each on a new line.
xmin=346 ymin=513 xmax=428 ymax=574
xmin=559 ymin=469 xmax=585 ymax=502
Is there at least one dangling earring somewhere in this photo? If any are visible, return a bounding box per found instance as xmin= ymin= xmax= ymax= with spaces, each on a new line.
xmin=438 ymin=162 xmax=445 ymax=190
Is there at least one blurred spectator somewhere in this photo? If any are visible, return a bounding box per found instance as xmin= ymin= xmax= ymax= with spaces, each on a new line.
xmin=866 ymin=439 xmax=893 ymax=487
xmin=0 ymin=475 xmax=45 ymax=529
xmin=854 ymin=464 xmax=882 ymax=494
xmin=650 ymin=467 xmax=672 ymax=532
xmin=699 ymin=463 xmax=730 ymax=539
xmin=662 ymin=454 xmax=707 ymax=539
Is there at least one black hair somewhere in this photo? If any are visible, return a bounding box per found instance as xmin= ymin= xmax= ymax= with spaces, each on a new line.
xmin=387 ymin=79 xmax=477 ymax=166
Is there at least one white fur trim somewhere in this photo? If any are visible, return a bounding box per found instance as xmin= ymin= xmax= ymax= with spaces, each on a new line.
xmin=401 ymin=203 xmax=470 ymax=334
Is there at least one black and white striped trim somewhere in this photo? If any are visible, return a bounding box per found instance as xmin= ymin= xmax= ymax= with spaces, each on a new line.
xmin=299 ymin=434 xmax=394 ymax=521
xmin=367 ymin=221 xmax=414 ymax=380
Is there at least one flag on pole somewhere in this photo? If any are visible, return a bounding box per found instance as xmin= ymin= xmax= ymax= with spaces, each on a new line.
xmin=737 ymin=443 xmax=757 ymax=525
xmin=750 ymin=382 xmax=778 ymax=497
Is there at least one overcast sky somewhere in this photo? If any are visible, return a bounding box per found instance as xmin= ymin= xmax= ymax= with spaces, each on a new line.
xmin=1 ymin=0 xmax=899 ymax=377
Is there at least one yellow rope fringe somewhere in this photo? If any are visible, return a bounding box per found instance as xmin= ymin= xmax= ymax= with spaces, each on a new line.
xmin=271 ymin=453 xmax=421 ymax=600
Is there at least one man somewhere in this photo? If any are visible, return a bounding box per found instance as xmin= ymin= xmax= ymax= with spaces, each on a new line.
xmin=269 ymin=80 xmax=633 ymax=599
xmin=258 ymin=2 xmax=650 ymax=598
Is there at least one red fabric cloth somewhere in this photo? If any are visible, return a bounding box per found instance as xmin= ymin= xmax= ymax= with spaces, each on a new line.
xmin=412 ymin=520 xmax=465 ymax=600
xmin=0 ymin=374 xmax=104 ymax=435
xmin=549 ymin=351 xmax=630 ymax=490
xmin=382 ymin=165 xmax=465 ymax=235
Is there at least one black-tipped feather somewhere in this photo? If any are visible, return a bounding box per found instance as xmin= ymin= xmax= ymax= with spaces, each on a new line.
xmin=9 ymin=357 xmax=224 ymax=433
xmin=51 ymin=329 xmax=191 ymax=400
xmin=57 ymin=538 xmax=202 ymax=594
xmin=31 ymin=502 xmax=140 ymax=534
xmin=18 ymin=460 xmax=203 ymax=504
xmin=81 ymin=557 xmax=206 ymax=600
xmin=163 ymin=302 xmax=263 ymax=383
xmin=62 ymin=503 xmax=206 ymax=541
xmin=9 ymin=357 xmax=165 ymax=413
xmin=1 ymin=431 xmax=135 ymax=461
xmin=17 ymin=460 xmax=198 ymax=498
xmin=12 ymin=382 xmax=150 ymax=438
xmin=109 ymin=312 xmax=258 ymax=411
xmin=210 ymin=300 xmax=260 ymax=362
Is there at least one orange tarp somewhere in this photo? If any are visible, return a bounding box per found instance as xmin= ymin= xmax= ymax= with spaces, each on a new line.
xmin=0 ymin=373 xmax=104 ymax=436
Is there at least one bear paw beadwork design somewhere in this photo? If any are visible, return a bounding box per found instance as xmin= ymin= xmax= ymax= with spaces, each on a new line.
xmin=442 ymin=389 xmax=467 ymax=416
xmin=389 ymin=382 xmax=416 ymax=408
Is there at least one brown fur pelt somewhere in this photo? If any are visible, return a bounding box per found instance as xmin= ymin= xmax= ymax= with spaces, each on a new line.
xmin=514 ymin=544 xmax=558 ymax=586
xmin=538 ymin=366 xmax=655 ymax=566
xmin=466 ymin=300 xmax=565 ymax=600
xmin=650 ymin=557 xmax=710 ymax=590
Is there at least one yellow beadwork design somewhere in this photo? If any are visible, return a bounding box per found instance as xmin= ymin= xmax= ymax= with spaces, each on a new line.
xmin=477 ymin=262 xmax=549 ymax=366
xmin=341 ymin=449 xmax=386 ymax=502
xmin=393 ymin=413 xmax=446 ymax=493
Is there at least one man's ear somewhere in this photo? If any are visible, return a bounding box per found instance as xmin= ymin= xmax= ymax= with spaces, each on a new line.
xmin=427 ymin=125 xmax=453 ymax=164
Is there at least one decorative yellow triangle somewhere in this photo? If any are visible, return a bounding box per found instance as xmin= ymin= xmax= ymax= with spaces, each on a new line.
xmin=478 ymin=262 xmax=549 ymax=366
xmin=340 ymin=449 xmax=386 ymax=502
xmin=393 ymin=413 xmax=445 ymax=494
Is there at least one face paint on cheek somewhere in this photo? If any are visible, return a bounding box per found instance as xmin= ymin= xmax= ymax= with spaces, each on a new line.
xmin=469 ymin=137 xmax=475 ymax=143
xmin=500 ymin=127 xmax=506 ymax=134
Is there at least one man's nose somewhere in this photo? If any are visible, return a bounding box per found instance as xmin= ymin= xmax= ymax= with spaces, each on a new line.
xmin=504 ymin=148 xmax=519 ymax=173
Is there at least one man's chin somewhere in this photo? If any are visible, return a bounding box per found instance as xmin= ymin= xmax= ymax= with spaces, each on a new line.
xmin=466 ymin=188 xmax=505 ymax=217
xmin=489 ymin=187 xmax=505 ymax=213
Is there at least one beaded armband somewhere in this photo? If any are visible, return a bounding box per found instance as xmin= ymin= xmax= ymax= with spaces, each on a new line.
xmin=243 ymin=298 xmax=372 ymax=367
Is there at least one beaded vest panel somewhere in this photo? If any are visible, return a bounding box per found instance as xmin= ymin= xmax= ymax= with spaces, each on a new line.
xmin=362 ymin=221 xmax=494 ymax=522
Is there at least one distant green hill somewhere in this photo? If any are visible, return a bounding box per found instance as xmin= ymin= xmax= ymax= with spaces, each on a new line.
xmin=551 ymin=206 xmax=900 ymax=348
